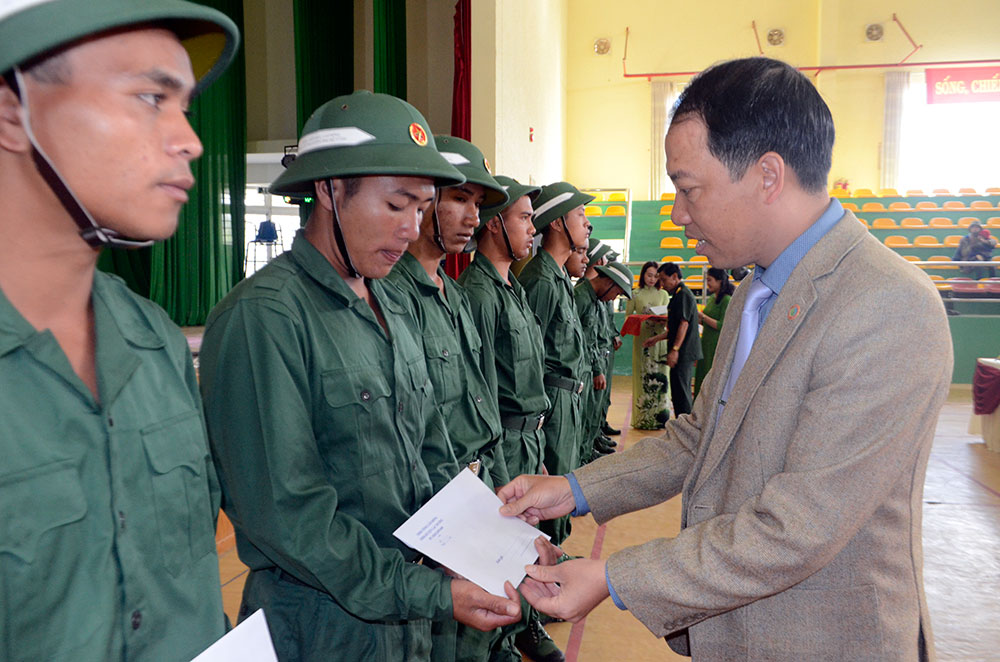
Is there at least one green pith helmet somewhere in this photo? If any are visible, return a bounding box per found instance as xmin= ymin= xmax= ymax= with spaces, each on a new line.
xmin=476 ymin=175 xmax=541 ymax=236
xmin=532 ymin=181 xmax=594 ymax=233
xmin=434 ymin=136 xmax=508 ymax=209
xmin=271 ymin=91 xmax=464 ymax=195
xmin=0 ymin=0 xmax=239 ymax=96
xmin=596 ymin=261 xmax=634 ymax=299
xmin=587 ymin=238 xmax=612 ymax=268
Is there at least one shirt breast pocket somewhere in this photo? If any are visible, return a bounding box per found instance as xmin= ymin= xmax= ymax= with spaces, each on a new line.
xmin=141 ymin=410 xmax=214 ymax=576
xmin=322 ymin=367 xmax=394 ymax=476
xmin=0 ymin=460 xmax=87 ymax=565
xmin=422 ymin=334 xmax=461 ymax=406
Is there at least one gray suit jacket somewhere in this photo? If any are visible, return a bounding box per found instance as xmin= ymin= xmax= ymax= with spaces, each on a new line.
xmin=575 ymin=212 xmax=951 ymax=661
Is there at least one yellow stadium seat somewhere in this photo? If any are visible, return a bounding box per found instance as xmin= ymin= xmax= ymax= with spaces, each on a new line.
xmin=900 ymin=217 xmax=925 ymax=228
xmin=684 ymin=275 xmax=704 ymax=289
xmin=888 ymin=201 xmax=912 ymax=211
xmin=660 ymin=192 xmax=675 ymax=201
xmin=943 ymin=201 xmax=966 ymax=210
xmin=687 ymin=239 xmax=699 ymax=248
xmin=861 ymin=202 xmax=886 ymax=212
xmin=915 ymin=201 xmax=939 ymax=210
xmin=659 ymin=204 xmax=673 ymax=215
xmin=830 ymin=189 xmax=850 ymax=198
xmin=959 ymin=188 xmax=979 ymax=195
xmin=928 ymin=217 xmax=955 ymax=228
xmin=906 ymin=189 xmax=926 ymax=196
xmin=928 ymin=256 xmax=957 ymax=269
xmin=662 ymin=255 xmax=684 ymax=263
xmin=943 ymin=235 xmax=962 ymax=247
xmin=841 ymin=202 xmax=859 ymax=212
xmin=884 ymin=235 xmax=912 ymax=248
xmin=927 ymin=274 xmax=951 ymax=291
xmin=914 ymin=235 xmax=942 ymax=247
xmin=689 ymin=256 xmax=709 ymax=265
xmin=902 ymin=255 xmax=920 ymax=262
xmin=659 ymin=220 xmax=681 ymax=231
xmin=608 ymin=192 xmax=627 ymax=202
xmin=957 ymin=217 xmax=979 ymax=228
xmin=605 ymin=205 xmax=626 ymax=216
xmin=970 ymin=200 xmax=994 ymax=210
xmin=588 ymin=192 xmax=604 ymax=202
xmin=853 ymin=188 xmax=875 ymax=197
xmin=932 ymin=188 xmax=952 ymax=196
xmin=660 ymin=236 xmax=684 ymax=249
xmin=879 ymin=188 xmax=900 ymax=197
xmin=584 ymin=205 xmax=602 ymax=216
xmin=987 ymin=217 xmax=1000 ymax=228
xmin=871 ymin=218 xmax=897 ymax=229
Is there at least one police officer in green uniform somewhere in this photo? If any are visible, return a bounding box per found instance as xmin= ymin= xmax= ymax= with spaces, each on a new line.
xmin=575 ymin=254 xmax=632 ymax=463
xmin=459 ymin=176 xmax=565 ymax=662
xmin=516 ymin=181 xmax=593 ymax=546
xmin=0 ymin=2 xmax=238 ymax=660
xmin=199 ymin=92 xmax=521 ymax=662
xmin=384 ymin=135 xmax=510 ymax=662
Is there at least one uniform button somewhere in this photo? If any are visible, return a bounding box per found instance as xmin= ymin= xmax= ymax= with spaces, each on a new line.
xmin=131 ymin=610 xmax=142 ymax=630
xmin=118 ymin=511 xmax=126 ymax=531
xmin=398 ymin=403 xmax=404 ymax=414
xmin=107 ymin=416 xmax=114 ymax=427
xmin=442 ymin=349 xmax=450 ymax=357
xmin=361 ymin=390 xmax=371 ymax=401
xmin=475 ymin=396 xmax=482 ymax=403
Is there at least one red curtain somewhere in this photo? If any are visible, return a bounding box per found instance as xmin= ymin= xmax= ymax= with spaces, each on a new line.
xmin=445 ymin=0 xmax=472 ymax=279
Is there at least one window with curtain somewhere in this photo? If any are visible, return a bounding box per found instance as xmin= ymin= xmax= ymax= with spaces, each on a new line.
xmin=651 ymin=81 xmax=684 ymax=198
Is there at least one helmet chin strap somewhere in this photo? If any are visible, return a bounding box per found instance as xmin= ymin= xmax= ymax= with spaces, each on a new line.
xmin=561 ymin=215 xmax=579 ymax=253
xmin=327 ymin=178 xmax=360 ymax=279
xmin=496 ymin=212 xmax=518 ymax=261
xmin=12 ymin=67 xmax=153 ymax=249
xmin=430 ymin=189 xmax=448 ymax=253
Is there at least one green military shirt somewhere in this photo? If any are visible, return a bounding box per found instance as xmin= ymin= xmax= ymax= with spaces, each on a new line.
xmin=667 ymin=283 xmax=704 ymax=363
xmin=516 ymin=249 xmax=585 ymax=381
xmin=199 ymin=232 xmax=458 ymax=632
xmin=458 ymin=254 xmax=549 ymax=419
xmin=385 ymin=253 xmax=506 ymax=487
xmin=573 ymin=277 xmax=605 ymax=379
xmin=0 ymin=273 xmax=225 ymax=662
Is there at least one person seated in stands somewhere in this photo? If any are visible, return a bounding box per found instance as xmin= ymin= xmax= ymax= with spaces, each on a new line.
xmin=954 ymin=221 xmax=998 ymax=279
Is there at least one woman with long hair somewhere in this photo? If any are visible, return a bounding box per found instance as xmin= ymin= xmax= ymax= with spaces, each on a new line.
xmin=694 ymin=267 xmax=735 ymax=397
xmin=625 ymin=261 xmax=672 ymax=428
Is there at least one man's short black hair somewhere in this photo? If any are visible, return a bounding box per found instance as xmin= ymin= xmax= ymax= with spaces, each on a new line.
xmin=671 ymin=57 xmax=834 ymax=194
xmin=658 ymin=262 xmax=681 ymax=278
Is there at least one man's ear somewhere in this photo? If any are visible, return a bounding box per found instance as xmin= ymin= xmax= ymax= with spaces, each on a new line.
xmin=0 ymin=82 xmax=30 ymax=153
xmin=757 ymin=152 xmax=785 ymax=205
xmin=485 ymin=216 xmax=502 ymax=236
xmin=313 ymin=178 xmax=340 ymax=212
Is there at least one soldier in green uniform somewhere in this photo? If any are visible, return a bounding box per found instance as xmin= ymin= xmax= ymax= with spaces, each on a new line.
xmin=600 ymin=250 xmax=625 ymax=438
xmin=459 ymin=176 xmax=565 ymax=662
xmin=199 ymin=92 xmax=520 ymax=662
xmin=384 ymin=135 xmax=510 ymax=662
xmin=575 ymin=254 xmax=632 ymax=463
xmin=516 ymin=181 xmax=593 ymax=546
xmin=0 ymin=2 xmax=238 ymax=660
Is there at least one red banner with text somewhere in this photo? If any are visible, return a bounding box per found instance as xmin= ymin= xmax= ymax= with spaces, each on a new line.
xmin=926 ymin=67 xmax=1000 ymax=104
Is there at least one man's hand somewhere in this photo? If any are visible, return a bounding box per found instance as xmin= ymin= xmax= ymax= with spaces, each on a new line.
xmin=533 ymin=535 xmax=563 ymax=566
xmin=612 ymin=337 xmax=622 ymax=350
xmin=497 ymin=475 xmax=576 ymax=526
xmin=451 ymin=579 xmax=521 ymax=631
xmin=593 ymin=374 xmax=607 ymax=391
xmin=666 ymin=349 xmax=679 ymax=368
xmin=519 ymin=558 xmax=610 ymax=623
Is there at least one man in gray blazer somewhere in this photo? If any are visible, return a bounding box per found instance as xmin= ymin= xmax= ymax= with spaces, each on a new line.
xmin=499 ymin=57 xmax=951 ymax=661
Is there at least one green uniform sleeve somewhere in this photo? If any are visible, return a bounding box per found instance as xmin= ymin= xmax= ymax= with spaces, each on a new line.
xmin=575 ymin=290 xmax=602 ymax=376
xmin=464 ymin=286 xmax=501 ymax=405
xmin=201 ymin=300 xmax=453 ymax=623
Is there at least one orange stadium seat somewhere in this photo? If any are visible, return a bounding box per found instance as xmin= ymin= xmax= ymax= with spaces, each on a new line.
xmin=902 ymin=255 xmax=920 ymax=263
xmin=906 ymin=189 xmax=926 ymax=196
xmin=987 ymin=217 xmax=1000 ymax=228
xmin=660 ymin=236 xmax=684 ymax=249
xmin=959 ymin=188 xmax=979 ymax=195
xmin=862 ymin=202 xmax=886 ymax=212
xmin=853 ymin=188 xmax=875 ymax=197
xmin=879 ymin=188 xmax=900 ymax=197
xmin=900 ymin=217 xmax=926 ymax=228
xmin=889 ymin=201 xmax=912 ymax=211
xmin=929 ymin=217 xmax=955 ymax=228
xmin=685 ymin=275 xmax=704 ymax=289
xmin=830 ymin=189 xmax=850 ymax=198
xmin=929 ymin=256 xmax=957 ymax=269
xmin=970 ymin=200 xmax=994 ymax=210
xmin=914 ymin=235 xmax=943 ymax=248
xmin=856 ymin=216 xmax=868 ymax=227
xmin=659 ymin=204 xmax=673 ymax=215
xmin=588 ymin=192 xmax=604 ymax=202
xmin=915 ymin=201 xmax=939 ymax=210
xmin=659 ymin=220 xmax=681 ymax=231
xmin=871 ymin=218 xmax=897 ymax=229
xmin=884 ymin=235 xmax=912 ymax=248
xmin=841 ymin=202 xmax=859 ymax=212
xmin=604 ymin=205 xmax=626 ymax=216
xmin=687 ymin=239 xmax=699 ymax=248
xmin=958 ymin=217 xmax=979 ymax=228
xmin=927 ymin=275 xmax=951 ymax=291
xmin=985 ymin=187 xmax=1000 ymax=195
xmin=933 ymin=188 xmax=952 ymax=196
xmin=944 ymin=235 xmax=963 ymax=247
xmin=943 ymin=201 xmax=966 ymax=210
xmin=662 ymin=255 xmax=684 ymax=263
xmin=660 ymin=192 xmax=675 ymax=201
xmin=608 ymin=192 xmax=627 ymax=202
xmin=584 ymin=205 xmax=602 ymax=216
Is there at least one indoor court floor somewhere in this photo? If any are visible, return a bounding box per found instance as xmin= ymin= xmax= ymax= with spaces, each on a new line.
xmin=216 ymin=379 xmax=1000 ymax=661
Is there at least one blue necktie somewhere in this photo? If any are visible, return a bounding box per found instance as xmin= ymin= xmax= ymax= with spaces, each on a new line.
xmin=716 ymin=278 xmax=773 ymax=424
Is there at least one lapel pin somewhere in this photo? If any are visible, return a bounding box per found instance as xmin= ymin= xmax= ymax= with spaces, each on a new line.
xmin=787 ymin=304 xmax=801 ymax=320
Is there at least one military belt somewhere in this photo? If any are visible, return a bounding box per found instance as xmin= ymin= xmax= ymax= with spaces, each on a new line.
xmin=500 ymin=412 xmax=546 ymax=432
xmin=544 ymin=374 xmax=584 ymax=394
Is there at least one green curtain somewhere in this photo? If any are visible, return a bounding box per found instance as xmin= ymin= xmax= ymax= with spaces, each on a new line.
xmin=293 ymin=0 xmax=355 ymax=133
xmin=373 ymin=0 xmax=406 ymax=98
xmin=149 ymin=0 xmax=247 ymax=325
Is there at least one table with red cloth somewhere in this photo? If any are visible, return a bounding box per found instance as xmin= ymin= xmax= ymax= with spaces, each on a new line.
xmin=973 ymin=358 xmax=1000 ymax=452
xmin=621 ymin=314 xmax=670 ymax=337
